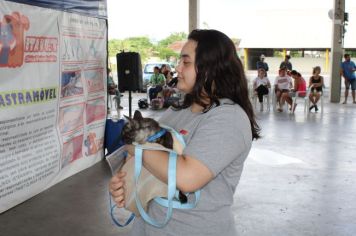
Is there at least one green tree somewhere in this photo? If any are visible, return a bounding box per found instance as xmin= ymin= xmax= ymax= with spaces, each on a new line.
xmin=108 ymin=37 xmax=153 ymax=62
xmin=108 ymin=39 xmax=127 ymax=57
xmin=108 ymin=32 xmax=188 ymax=64
xmin=154 ymin=46 xmax=177 ymax=61
xmin=155 ymin=32 xmax=187 ymax=61
xmin=157 ymin=32 xmax=187 ymax=47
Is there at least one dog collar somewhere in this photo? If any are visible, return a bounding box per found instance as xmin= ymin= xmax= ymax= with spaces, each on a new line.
xmin=146 ymin=128 xmax=167 ymax=142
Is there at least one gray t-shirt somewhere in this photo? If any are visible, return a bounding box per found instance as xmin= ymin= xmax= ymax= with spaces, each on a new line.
xmin=130 ymin=99 xmax=252 ymax=236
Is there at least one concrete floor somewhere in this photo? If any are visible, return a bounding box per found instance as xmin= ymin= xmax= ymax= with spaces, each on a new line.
xmin=1 ymin=92 xmax=356 ymax=236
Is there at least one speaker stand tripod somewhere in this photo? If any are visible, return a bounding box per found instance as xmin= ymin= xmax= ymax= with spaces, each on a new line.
xmin=128 ymin=90 xmax=132 ymax=118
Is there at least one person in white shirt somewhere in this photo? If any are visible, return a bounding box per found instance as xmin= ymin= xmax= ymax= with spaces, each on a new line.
xmin=274 ymin=67 xmax=293 ymax=112
xmin=253 ymin=68 xmax=271 ymax=111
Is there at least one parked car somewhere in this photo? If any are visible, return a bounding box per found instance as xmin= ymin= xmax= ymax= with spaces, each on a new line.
xmin=142 ymin=62 xmax=175 ymax=92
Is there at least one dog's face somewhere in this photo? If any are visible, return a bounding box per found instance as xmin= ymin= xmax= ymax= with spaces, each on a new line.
xmin=122 ymin=110 xmax=173 ymax=149
xmin=122 ymin=110 xmax=160 ymax=144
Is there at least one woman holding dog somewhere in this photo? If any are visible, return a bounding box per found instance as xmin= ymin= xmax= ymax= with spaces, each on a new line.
xmin=109 ymin=29 xmax=260 ymax=236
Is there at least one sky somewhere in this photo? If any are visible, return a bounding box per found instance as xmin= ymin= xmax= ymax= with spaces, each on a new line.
xmin=107 ymin=0 xmax=356 ymax=47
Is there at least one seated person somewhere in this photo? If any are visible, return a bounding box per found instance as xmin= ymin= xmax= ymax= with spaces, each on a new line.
xmin=308 ymin=66 xmax=324 ymax=112
xmin=253 ymin=68 xmax=271 ymax=111
xmin=161 ymin=64 xmax=173 ymax=83
xmin=167 ymin=76 xmax=178 ymax=87
xmin=162 ymin=65 xmax=179 ymax=102
xmin=107 ymin=68 xmax=123 ymax=110
xmin=274 ymin=67 xmax=293 ymax=112
xmin=280 ymin=70 xmax=306 ymax=112
xmin=148 ymin=66 xmax=166 ymax=101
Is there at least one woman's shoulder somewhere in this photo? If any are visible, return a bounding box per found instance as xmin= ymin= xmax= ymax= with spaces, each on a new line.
xmin=159 ymin=106 xmax=192 ymax=122
xmin=209 ymin=100 xmax=249 ymax=122
xmin=206 ymin=101 xmax=252 ymax=137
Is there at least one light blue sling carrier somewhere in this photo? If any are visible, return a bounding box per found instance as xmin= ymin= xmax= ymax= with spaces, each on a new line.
xmin=110 ymin=125 xmax=200 ymax=228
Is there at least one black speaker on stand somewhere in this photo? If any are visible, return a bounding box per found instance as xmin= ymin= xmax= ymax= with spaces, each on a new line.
xmin=116 ymin=52 xmax=142 ymax=118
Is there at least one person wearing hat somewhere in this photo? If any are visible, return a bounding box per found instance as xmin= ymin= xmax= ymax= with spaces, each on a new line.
xmin=280 ymin=55 xmax=292 ymax=71
xmin=256 ymin=54 xmax=269 ymax=75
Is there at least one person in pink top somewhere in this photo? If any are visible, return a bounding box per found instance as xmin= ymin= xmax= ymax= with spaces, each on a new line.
xmin=280 ymin=70 xmax=306 ymax=112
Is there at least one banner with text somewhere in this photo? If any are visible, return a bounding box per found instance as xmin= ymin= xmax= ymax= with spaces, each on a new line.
xmin=0 ymin=1 xmax=107 ymax=213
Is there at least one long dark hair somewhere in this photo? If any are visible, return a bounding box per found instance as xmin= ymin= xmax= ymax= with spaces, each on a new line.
xmin=179 ymin=29 xmax=260 ymax=140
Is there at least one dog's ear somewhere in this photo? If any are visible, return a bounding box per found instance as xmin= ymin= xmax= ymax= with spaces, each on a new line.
xmin=133 ymin=110 xmax=143 ymax=120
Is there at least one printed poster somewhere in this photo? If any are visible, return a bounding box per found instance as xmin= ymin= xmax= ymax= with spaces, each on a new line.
xmin=0 ymin=1 xmax=107 ymax=213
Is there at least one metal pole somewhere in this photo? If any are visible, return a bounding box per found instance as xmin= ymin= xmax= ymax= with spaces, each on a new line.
xmin=129 ymin=90 xmax=132 ymax=118
xmin=330 ymin=0 xmax=345 ymax=103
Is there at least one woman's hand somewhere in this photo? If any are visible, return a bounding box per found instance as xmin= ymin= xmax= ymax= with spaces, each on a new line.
xmin=109 ymin=171 xmax=126 ymax=207
xmin=125 ymin=144 xmax=135 ymax=157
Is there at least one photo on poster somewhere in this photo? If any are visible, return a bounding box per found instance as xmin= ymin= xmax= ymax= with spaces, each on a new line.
xmin=61 ymin=134 xmax=83 ymax=168
xmin=84 ymin=131 xmax=104 ymax=156
xmin=87 ymin=39 xmax=104 ymax=60
xmin=61 ymin=37 xmax=84 ymax=61
xmin=60 ymin=70 xmax=84 ymax=98
xmin=0 ymin=11 xmax=30 ymax=68
xmin=84 ymin=68 xmax=104 ymax=93
xmin=59 ymin=103 xmax=84 ymax=133
xmin=86 ymin=97 xmax=105 ymax=124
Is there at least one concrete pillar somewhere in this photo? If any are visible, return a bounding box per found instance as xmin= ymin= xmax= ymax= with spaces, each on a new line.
xmin=330 ymin=0 xmax=345 ymax=103
xmin=243 ymin=48 xmax=248 ymax=70
xmin=189 ymin=0 xmax=199 ymax=33
xmin=325 ymin=49 xmax=330 ymax=73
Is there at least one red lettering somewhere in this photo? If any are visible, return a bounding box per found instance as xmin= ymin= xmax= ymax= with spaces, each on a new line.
xmin=24 ymin=37 xmax=58 ymax=53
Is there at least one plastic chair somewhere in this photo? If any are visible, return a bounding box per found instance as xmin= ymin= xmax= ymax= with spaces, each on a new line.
xmin=272 ymin=89 xmax=278 ymax=111
xmin=291 ymin=90 xmax=309 ymax=114
xmin=253 ymin=89 xmax=271 ymax=111
xmin=272 ymin=89 xmax=289 ymax=112
xmin=305 ymin=86 xmax=326 ymax=113
xmin=248 ymin=81 xmax=255 ymax=101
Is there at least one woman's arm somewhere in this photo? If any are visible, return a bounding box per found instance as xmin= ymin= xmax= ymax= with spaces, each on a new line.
xmin=292 ymin=79 xmax=298 ymax=91
xmin=149 ymin=75 xmax=154 ymax=85
xmin=308 ymin=77 xmax=313 ymax=88
xmin=126 ymin=145 xmax=213 ymax=193
xmin=159 ymin=74 xmax=166 ymax=86
xmin=274 ymin=84 xmax=279 ymax=92
xmin=266 ymin=78 xmax=271 ymax=88
xmin=320 ymin=76 xmax=325 ymax=87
